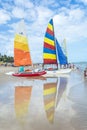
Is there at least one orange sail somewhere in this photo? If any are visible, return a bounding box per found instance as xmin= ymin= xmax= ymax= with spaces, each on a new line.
xmin=15 ymin=86 xmax=32 ymax=121
xmin=14 ymin=20 xmax=32 ymax=66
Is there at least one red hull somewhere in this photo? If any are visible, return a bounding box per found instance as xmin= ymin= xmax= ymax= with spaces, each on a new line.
xmin=12 ymin=70 xmax=46 ymax=77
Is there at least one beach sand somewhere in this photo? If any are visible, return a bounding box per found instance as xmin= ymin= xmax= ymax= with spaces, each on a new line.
xmin=0 ymin=66 xmax=87 ymax=130
xmin=0 ymin=66 xmax=18 ymax=73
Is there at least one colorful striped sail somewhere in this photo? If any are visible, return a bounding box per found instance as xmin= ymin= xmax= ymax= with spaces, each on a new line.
xmin=15 ymin=86 xmax=32 ymax=122
xmin=43 ymin=19 xmax=57 ymax=64
xmin=43 ymin=78 xmax=58 ymax=123
xmin=14 ymin=20 xmax=32 ymax=66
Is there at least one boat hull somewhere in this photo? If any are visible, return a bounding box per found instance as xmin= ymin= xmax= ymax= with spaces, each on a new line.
xmin=12 ymin=70 xmax=46 ymax=77
xmin=43 ymin=68 xmax=71 ymax=77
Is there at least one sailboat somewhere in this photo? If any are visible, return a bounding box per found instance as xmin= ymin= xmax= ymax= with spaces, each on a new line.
xmin=15 ymin=86 xmax=32 ymax=123
xmin=43 ymin=78 xmax=58 ymax=123
xmin=12 ymin=19 xmax=46 ymax=77
xmin=43 ymin=18 xmax=71 ymax=77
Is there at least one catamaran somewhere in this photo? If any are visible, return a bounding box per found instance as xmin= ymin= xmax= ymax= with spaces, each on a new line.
xmin=12 ymin=20 xmax=46 ymax=77
xmin=43 ymin=18 xmax=71 ymax=77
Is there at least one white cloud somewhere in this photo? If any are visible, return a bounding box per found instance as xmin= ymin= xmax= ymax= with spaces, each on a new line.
xmin=77 ymin=0 xmax=87 ymax=4
xmin=53 ymin=7 xmax=87 ymax=62
xmin=0 ymin=9 xmax=11 ymax=24
xmin=54 ymin=7 xmax=87 ymax=43
xmin=40 ymin=0 xmax=59 ymax=7
xmin=69 ymin=8 xmax=85 ymax=23
xmin=27 ymin=35 xmax=44 ymax=63
xmin=12 ymin=7 xmax=25 ymax=18
xmin=28 ymin=6 xmax=54 ymax=33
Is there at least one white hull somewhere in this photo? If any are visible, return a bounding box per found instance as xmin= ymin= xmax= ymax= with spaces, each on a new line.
xmin=43 ymin=68 xmax=72 ymax=78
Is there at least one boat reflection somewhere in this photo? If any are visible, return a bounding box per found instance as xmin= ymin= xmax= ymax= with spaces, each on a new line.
xmin=26 ymin=76 xmax=46 ymax=80
xmin=43 ymin=77 xmax=68 ymax=124
xmin=56 ymin=77 xmax=68 ymax=108
xmin=43 ymin=78 xmax=58 ymax=124
xmin=14 ymin=77 xmax=68 ymax=124
xmin=15 ymin=86 xmax=32 ymax=123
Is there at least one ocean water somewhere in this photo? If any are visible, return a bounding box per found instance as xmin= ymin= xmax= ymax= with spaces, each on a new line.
xmin=74 ymin=62 xmax=87 ymax=71
xmin=0 ymin=66 xmax=87 ymax=130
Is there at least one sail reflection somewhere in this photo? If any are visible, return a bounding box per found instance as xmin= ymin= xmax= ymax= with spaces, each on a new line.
xmin=56 ymin=77 xmax=68 ymax=108
xmin=15 ymin=86 xmax=32 ymax=123
xmin=43 ymin=77 xmax=68 ymax=124
xmin=43 ymin=78 xmax=58 ymax=124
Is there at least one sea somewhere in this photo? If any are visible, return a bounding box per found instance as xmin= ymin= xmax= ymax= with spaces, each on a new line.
xmin=0 ymin=62 xmax=87 ymax=130
xmin=73 ymin=61 xmax=87 ymax=71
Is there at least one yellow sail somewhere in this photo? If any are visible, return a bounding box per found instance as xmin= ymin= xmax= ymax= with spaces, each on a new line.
xmin=14 ymin=20 xmax=32 ymax=66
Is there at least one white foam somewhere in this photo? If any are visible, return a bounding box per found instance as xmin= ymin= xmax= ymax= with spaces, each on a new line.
xmin=5 ymin=71 xmax=14 ymax=75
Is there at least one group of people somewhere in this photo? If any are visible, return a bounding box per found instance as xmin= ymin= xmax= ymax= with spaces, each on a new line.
xmin=60 ymin=63 xmax=75 ymax=69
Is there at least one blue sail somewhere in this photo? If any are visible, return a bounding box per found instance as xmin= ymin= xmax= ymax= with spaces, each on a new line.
xmin=56 ymin=39 xmax=68 ymax=65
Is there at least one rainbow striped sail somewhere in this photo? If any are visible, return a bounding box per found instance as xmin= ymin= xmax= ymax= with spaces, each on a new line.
xmin=14 ymin=20 xmax=32 ymax=66
xmin=43 ymin=19 xmax=57 ymax=64
xmin=43 ymin=78 xmax=58 ymax=123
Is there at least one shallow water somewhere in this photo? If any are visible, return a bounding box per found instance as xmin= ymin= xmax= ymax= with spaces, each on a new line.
xmin=0 ymin=70 xmax=87 ymax=130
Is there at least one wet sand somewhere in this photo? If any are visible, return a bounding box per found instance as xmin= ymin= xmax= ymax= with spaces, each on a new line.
xmin=0 ymin=67 xmax=87 ymax=130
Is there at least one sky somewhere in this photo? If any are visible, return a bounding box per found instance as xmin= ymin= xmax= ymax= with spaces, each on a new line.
xmin=0 ymin=0 xmax=87 ymax=63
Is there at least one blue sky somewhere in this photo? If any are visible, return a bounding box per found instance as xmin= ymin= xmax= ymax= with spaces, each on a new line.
xmin=0 ymin=0 xmax=87 ymax=63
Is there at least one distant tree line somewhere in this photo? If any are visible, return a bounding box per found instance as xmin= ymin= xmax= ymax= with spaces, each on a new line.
xmin=0 ymin=53 xmax=14 ymax=63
